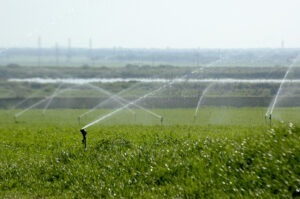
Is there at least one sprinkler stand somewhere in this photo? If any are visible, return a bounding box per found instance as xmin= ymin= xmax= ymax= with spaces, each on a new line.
xmin=80 ymin=128 xmax=87 ymax=149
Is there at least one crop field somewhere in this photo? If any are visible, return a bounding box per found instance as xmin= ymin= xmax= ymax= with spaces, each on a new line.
xmin=0 ymin=108 xmax=299 ymax=198
xmin=1 ymin=56 xmax=300 ymax=198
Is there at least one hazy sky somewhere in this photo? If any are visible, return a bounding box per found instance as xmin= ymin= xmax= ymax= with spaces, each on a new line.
xmin=1 ymin=0 xmax=300 ymax=48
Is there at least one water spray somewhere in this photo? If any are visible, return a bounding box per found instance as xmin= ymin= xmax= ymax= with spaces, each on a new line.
xmin=194 ymin=83 xmax=214 ymax=120
xmin=80 ymin=52 xmax=237 ymax=131
xmin=80 ymin=128 xmax=87 ymax=149
xmin=14 ymin=97 xmax=49 ymax=120
xmin=78 ymin=53 xmax=232 ymax=130
xmin=79 ymin=84 xmax=163 ymax=125
xmin=78 ymin=83 xmax=143 ymax=120
xmin=42 ymin=83 xmax=64 ymax=115
xmin=79 ymin=61 xmax=219 ymax=130
xmin=266 ymin=55 xmax=300 ymax=119
xmin=80 ymin=85 xmax=168 ymax=130
xmin=14 ymin=83 xmax=96 ymax=122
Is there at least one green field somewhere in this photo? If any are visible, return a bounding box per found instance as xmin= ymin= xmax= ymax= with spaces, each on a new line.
xmin=0 ymin=108 xmax=300 ymax=198
xmin=8 ymin=107 xmax=300 ymax=126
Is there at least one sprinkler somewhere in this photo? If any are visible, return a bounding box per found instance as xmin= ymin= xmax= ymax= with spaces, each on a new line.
xmin=160 ymin=116 xmax=164 ymax=125
xmin=13 ymin=115 xmax=17 ymax=123
xmin=264 ymin=113 xmax=272 ymax=127
xmin=80 ymin=128 xmax=87 ymax=149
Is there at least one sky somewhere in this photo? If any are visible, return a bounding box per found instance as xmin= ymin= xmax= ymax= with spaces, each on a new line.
xmin=0 ymin=0 xmax=300 ymax=49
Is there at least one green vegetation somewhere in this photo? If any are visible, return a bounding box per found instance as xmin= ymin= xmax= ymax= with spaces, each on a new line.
xmin=1 ymin=48 xmax=300 ymax=198
xmin=1 ymin=64 xmax=300 ymax=79
xmin=8 ymin=107 xmax=300 ymax=126
xmin=0 ymin=108 xmax=299 ymax=198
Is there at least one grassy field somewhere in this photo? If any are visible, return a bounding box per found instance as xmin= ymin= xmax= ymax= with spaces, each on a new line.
xmin=7 ymin=107 xmax=300 ymax=126
xmin=0 ymin=108 xmax=299 ymax=198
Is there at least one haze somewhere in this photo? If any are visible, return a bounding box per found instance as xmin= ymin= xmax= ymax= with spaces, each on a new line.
xmin=1 ymin=0 xmax=300 ymax=49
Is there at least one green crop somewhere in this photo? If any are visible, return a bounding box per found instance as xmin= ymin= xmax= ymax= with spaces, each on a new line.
xmin=0 ymin=109 xmax=299 ymax=198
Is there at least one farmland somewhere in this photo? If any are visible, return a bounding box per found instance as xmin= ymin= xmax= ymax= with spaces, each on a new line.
xmin=0 ymin=108 xmax=300 ymax=198
xmin=1 ymin=48 xmax=300 ymax=198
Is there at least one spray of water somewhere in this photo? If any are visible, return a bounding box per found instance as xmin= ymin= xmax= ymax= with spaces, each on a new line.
xmin=14 ymin=85 xmax=82 ymax=119
xmin=82 ymin=84 xmax=168 ymax=129
xmin=266 ymin=55 xmax=300 ymax=117
xmin=194 ymin=83 xmax=214 ymax=118
xmin=42 ymin=83 xmax=64 ymax=115
xmin=82 ymin=60 xmax=226 ymax=129
xmin=12 ymin=89 xmax=43 ymax=109
xmin=79 ymin=81 xmax=162 ymax=118
xmin=78 ymin=83 xmax=137 ymax=116
xmin=14 ymin=97 xmax=49 ymax=118
xmin=81 ymin=50 xmax=249 ymax=129
xmin=81 ymin=54 xmax=228 ymax=129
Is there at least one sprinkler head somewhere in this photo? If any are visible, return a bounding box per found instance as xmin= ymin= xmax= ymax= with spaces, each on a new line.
xmin=80 ymin=128 xmax=87 ymax=136
xmin=268 ymin=114 xmax=272 ymax=128
xmin=80 ymin=128 xmax=87 ymax=148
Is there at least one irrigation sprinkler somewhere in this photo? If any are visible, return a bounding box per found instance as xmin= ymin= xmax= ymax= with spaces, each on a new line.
xmin=13 ymin=115 xmax=17 ymax=123
xmin=160 ymin=116 xmax=164 ymax=125
xmin=80 ymin=128 xmax=87 ymax=149
xmin=78 ymin=116 xmax=81 ymax=125
xmin=269 ymin=113 xmax=272 ymax=127
xmin=265 ymin=113 xmax=272 ymax=127
xmin=266 ymin=55 xmax=300 ymax=117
